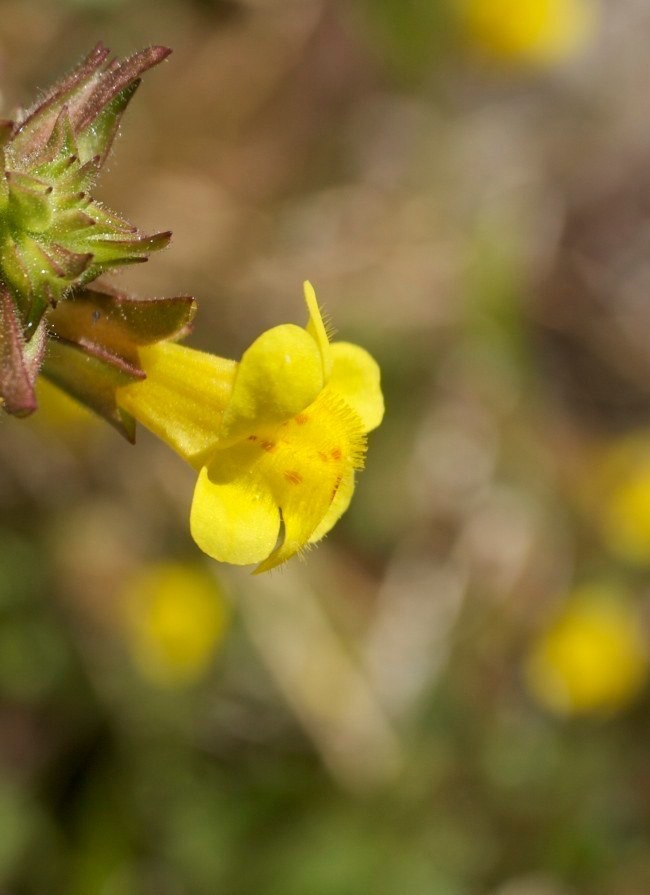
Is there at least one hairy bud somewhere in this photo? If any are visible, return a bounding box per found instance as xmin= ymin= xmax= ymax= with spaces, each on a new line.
xmin=0 ymin=43 xmax=188 ymax=423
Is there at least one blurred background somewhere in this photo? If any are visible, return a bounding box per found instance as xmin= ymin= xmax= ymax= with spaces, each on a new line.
xmin=2 ymin=0 xmax=650 ymax=892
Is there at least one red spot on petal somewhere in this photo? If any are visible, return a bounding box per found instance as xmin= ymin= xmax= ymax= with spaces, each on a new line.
xmin=284 ymin=470 xmax=303 ymax=485
xmin=261 ymin=441 xmax=276 ymax=452
xmin=331 ymin=447 xmax=342 ymax=460
xmin=248 ymin=435 xmax=258 ymax=441
xmin=295 ymin=412 xmax=309 ymax=425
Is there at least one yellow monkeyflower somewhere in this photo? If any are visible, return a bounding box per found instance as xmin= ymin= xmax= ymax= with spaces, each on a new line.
xmin=117 ymin=283 xmax=384 ymax=572
xmin=122 ymin=561 xmax=229 ymax=686
xmin=458 ymin=0 xmax=594 ymax=66
xmin=525 ymin=584 xmax=648 ymax=715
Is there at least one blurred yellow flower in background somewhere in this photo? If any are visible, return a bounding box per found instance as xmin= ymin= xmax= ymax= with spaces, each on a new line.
xmin=591 ymin=432 xmax=650 ymax=565
xmin=122 ymin=562 xmax=229 ymax=687
xmin=31 ymin=378 xmax=98 ymax=441
xmin=458 ymin=0 xmax=594 ymax=65
xmin=525 ymin=584 xmax=648 ymax=715
xmin=117 ymin=282 xmax=384 ymax=572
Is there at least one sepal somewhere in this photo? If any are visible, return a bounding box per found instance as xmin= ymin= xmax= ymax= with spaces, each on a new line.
xmin=42 ymin=283 xmax=196 ymax=439
xmin=8 ymin=44 xmax=170 ymax=165
xmin=48 ymin=282 xmax=196 ymax=365
xmin=0 ymin=288 xmax=45 ymax=416
xmin=41 ymin=338 xmax=138 ymax=441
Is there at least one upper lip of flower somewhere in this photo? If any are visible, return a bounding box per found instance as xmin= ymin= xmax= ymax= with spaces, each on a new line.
xmin=214 ymin=282 xmax=332 ymax=450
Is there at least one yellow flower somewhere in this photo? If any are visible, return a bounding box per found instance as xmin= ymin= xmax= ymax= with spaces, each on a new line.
xmin=117 ymin=283 xmax=384 ymax=572
xmin=458 ymin=0 xmax=594 ymax=66
xmin=588 ymin=432 xmax=650 ymax=566
xmin=122 ymin=561 xmax=229 ymax=686
xmin=525 ymin=584 xmax=648 ymax=715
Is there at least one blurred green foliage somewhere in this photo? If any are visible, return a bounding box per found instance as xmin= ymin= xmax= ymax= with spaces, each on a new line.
xmin=358 ymin=0 xmax=453 ymax=78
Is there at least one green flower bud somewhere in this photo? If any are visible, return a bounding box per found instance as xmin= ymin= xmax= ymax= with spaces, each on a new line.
xmin=0 ymin=43 xmax=184 ymax=421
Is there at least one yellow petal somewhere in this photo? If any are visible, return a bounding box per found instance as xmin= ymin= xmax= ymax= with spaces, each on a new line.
xmin=193 ymin=387 xmax=365 ymax=571
xmin=329 ymin=342 xmax=384 ymax=433
xmin=308 ymin=468 xmax=356 ymax=544
xmin=219 ymin=324 xmax=324 ymax=444
xmin=253 ymin=471 xmax=335 ymax=573
xmin=303 ymin=280 xmax=332 ymax=379
xmin=191 ymin=444 xmax=281 ymax=566
xmin=117 ymin=342 xmax=237 ymax=466
xmin=253 ymin=389 xmax=364 ymax=573
xmin=253 ymin=480 xmax=334 ymax=574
